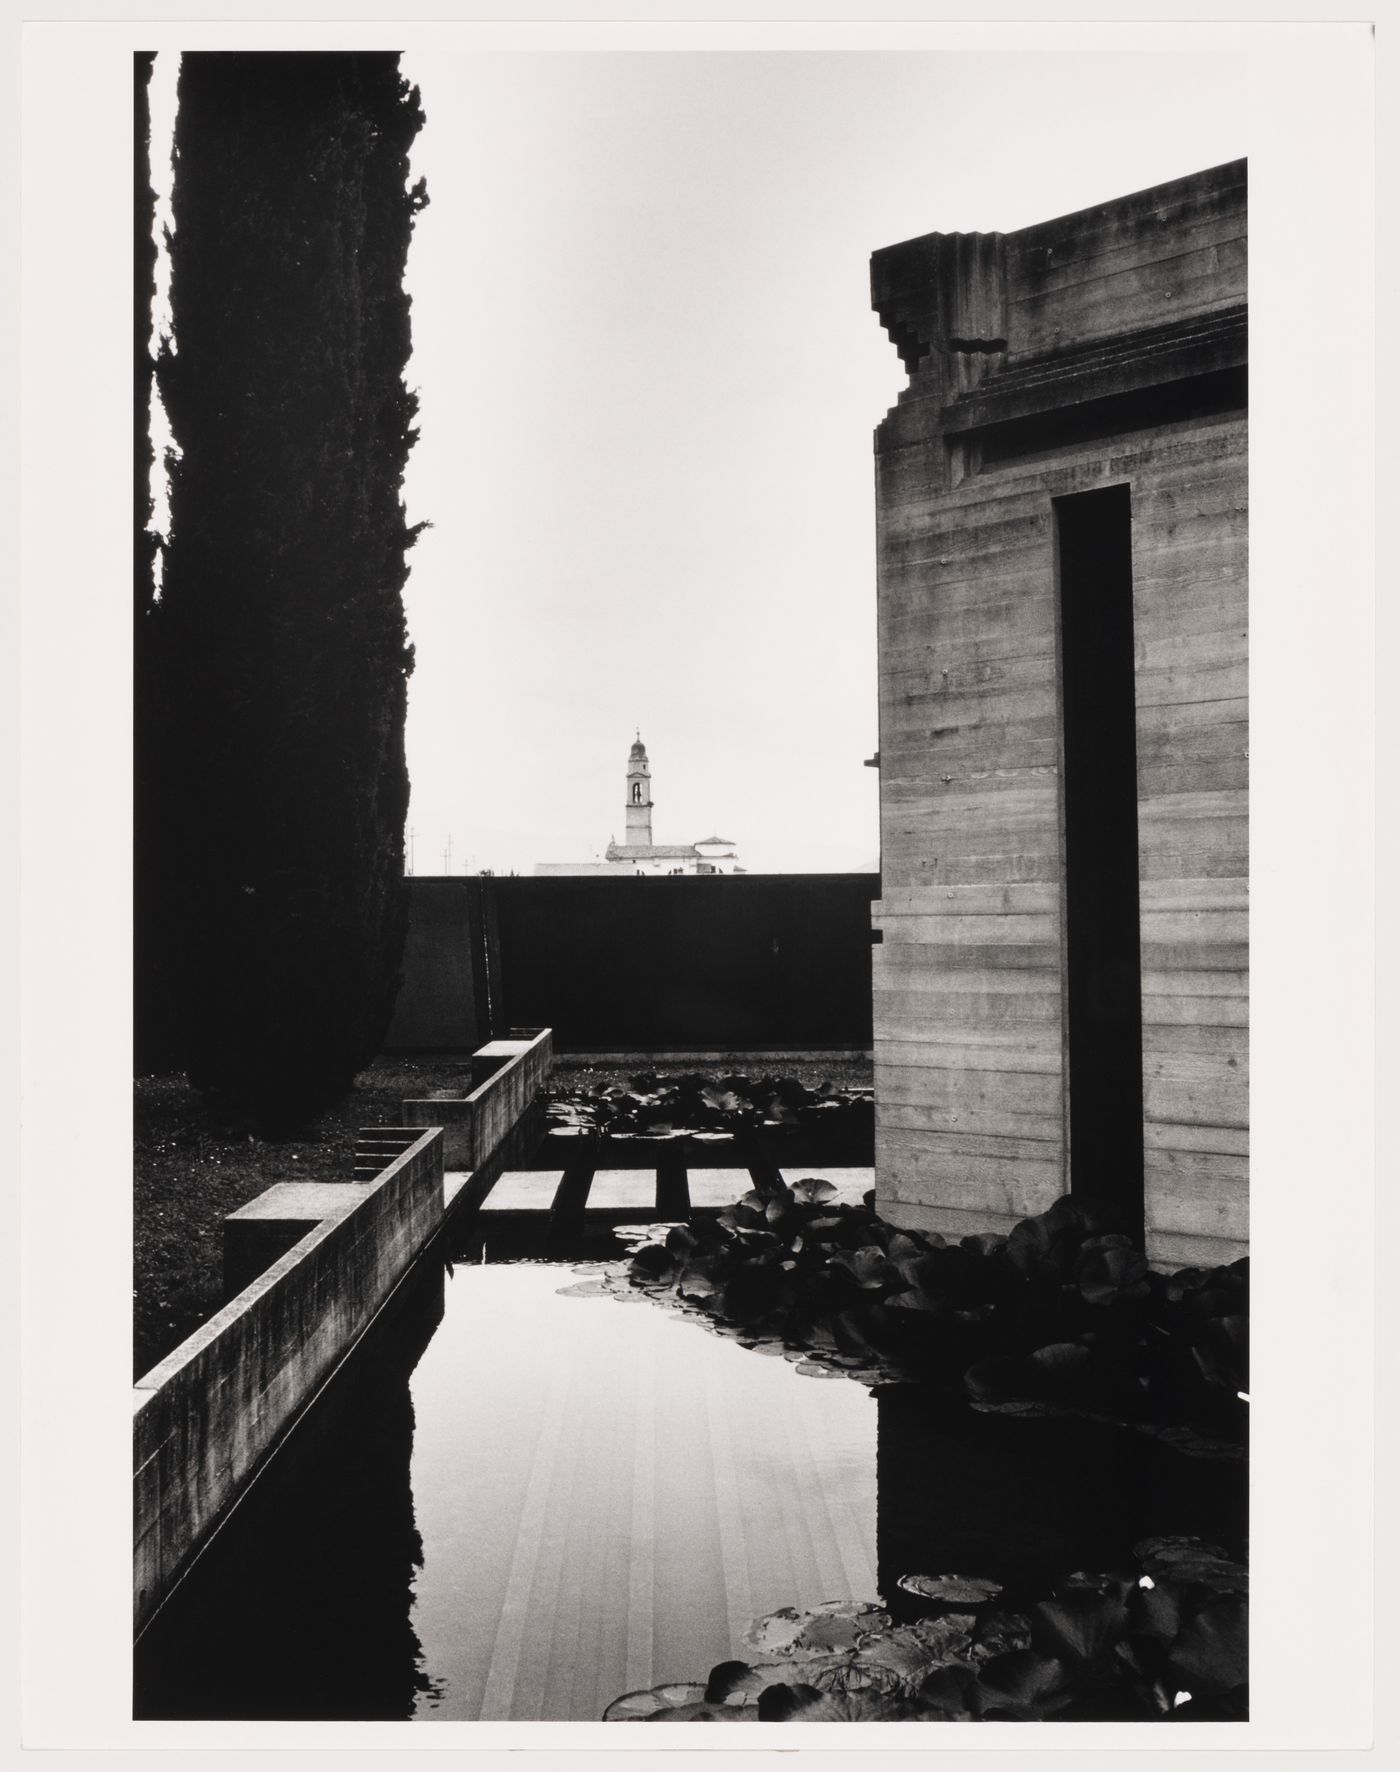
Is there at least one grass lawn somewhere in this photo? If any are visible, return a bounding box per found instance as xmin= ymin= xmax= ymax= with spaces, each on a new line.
xmin=133 ymin=1057 xmax=470 ymax=1379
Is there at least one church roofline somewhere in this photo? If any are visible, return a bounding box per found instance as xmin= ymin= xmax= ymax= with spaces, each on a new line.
xmin=606 ymin=842 xmax=699 ymax=860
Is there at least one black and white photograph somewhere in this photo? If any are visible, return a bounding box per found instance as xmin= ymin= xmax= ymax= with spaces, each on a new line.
xmin=17 ymin=14 xmax=1378 ymax=1755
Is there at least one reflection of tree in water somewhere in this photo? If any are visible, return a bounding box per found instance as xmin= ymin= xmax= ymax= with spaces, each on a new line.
xmin=874 ymin=1383 xmax=1247 ymax=1618
xmin=134 ymin=1265 xmax=445 ymax=1720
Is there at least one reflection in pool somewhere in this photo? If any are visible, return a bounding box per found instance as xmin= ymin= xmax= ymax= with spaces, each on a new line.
xmin=134 ymin=1244 xmax=1244 ymax=1721
xmin=407 ymin=1264 xmax=877 ymax=1720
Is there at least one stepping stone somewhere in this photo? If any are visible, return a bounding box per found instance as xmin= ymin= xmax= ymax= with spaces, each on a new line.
xmin=480 ymin=1171 xmax=565 ymax=1214
xmin=586 ymin=1169 xmax=659 ymax=1214
xmin=686 ymin=1169 xmax=754 ymax=1210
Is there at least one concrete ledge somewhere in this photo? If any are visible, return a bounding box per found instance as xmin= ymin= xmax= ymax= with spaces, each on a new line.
xmin=221 ymin=1181 xmax=375 ymax=1300
xmin=133 ymin=1130 xmax=443 ymax=1636
xmin=402 ymin=1027 xmax=553 ymax=1168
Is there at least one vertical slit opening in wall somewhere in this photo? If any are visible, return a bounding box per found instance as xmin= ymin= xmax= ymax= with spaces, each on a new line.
xmin=1055 ymin=485 xmax=1144 ymax=1246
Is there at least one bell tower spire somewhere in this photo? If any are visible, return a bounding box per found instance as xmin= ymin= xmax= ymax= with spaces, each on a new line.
xmin=625 ymin=732 xmax=653 ymax=847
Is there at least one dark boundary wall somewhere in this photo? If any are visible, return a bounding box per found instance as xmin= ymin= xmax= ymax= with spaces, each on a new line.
xmin=382 ymin=877 xmax=489 ymax=1052
xmin=384 ymin=874 xmax=879 ymax=1053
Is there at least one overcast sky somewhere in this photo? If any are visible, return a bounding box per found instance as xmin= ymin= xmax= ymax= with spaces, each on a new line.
xmin=388 ymin=49 xmax=1244 ymax=875
xmin=151 ymin=48 xmax=1245 ymax=876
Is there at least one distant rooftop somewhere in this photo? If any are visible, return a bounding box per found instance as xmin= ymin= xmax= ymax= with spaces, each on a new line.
xmin=606 ymin=843 xmax=700 ymax=860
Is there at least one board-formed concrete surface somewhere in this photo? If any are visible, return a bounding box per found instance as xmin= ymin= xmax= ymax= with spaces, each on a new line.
xmin=222 ymin=1181 xmax=376 ymax=1300
xmin=137 ymin=1030 xmax=556 ymax=1637
xmin=869 ymin=162 xmax=1247 ymax=1267
xmin=403 ymin=1027 xmax=553 ymax=1169
xmin=135 ymin=1129 xmax=445 ymax=1635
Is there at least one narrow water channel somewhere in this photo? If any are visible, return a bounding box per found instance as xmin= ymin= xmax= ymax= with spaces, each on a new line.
xmin=134 ymin=1228 xmax=1245 ymax=1722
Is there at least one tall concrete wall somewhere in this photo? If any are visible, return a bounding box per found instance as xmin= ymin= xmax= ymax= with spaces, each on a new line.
xmin=869 ymin=161 xmax=1247 ymax=1268
xmin=133 ymin=1130 xmax=444 ymax=1633
xmin=382 ymin=877 xmax=486 ymax=1051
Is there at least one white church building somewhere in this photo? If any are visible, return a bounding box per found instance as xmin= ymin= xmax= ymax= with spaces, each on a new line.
xmin=534 ymin=736 xmax=744 ymax=877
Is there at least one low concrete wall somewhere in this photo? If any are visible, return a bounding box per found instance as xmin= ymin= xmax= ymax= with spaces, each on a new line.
xmin=133 ymin=1130 xmax=444 ymax=1635
xmin=401 ymin=1027 xmax=553 ymax=1169
xmin=220 ymin=1181 xmax=375 ymax=1301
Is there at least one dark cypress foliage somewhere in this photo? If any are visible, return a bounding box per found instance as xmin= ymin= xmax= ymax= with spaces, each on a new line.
xmin=153 ymin=52 xmax=426 ymax=1119
xmin=134 ymin=49 xmax=179 ymax=1073
xmin=134 ymin=52 xmax=157 ymax=615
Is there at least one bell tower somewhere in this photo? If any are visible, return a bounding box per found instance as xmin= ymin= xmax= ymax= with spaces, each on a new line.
xmin=625 ymin=732 xmax=653 ymax=847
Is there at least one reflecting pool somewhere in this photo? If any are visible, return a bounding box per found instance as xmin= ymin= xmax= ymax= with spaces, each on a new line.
xmin=134 ymin=1241 xmax=1245 ymax=1721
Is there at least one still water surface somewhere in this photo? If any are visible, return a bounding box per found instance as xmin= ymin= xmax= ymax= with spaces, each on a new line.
xmin=134 ymin=1244 xmax=1244 ymax=1721
xmin=408 ymin=1263 xmax=877 ymax=1719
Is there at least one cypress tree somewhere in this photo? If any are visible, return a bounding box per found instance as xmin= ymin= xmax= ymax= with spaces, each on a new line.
xmin=153 ymin=52 xmax=426 ymax=1119
xmin=134 ymin=49 xmax=179 ymax=1072
xmin=133 ymin=51 xmax=157 ymax=618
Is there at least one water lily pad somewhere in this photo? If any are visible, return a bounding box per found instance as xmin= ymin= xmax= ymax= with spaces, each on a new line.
xmin=757 ymin=1682 xmax=912 ymax=1722
xmin=554 ymin=1278 xmax=615 ymax=1298
xmin=808 ymin=1658 xmax=904 ymax=1697
xmin=916 ymin=1661 xmax=980 ymax=1717
xmin=1029 ymin=1341 xmax=1091 ymax=1376
xmin=794 ymin=1610 xmax=884 ymax=1654
xmin=791 ymin=1178 xmax=838 ymax=1205
xmin=967 ymin=1611 xmax=1032 ymax=1660
xmin=910 ymin=1611 xmax=979 ymax=1653
xmin=614 ymin=1224 xmax=668 ymax=1246
xmin=1134 ymin=1535 xmax=1230 ymax=1566
xmin=858 ymin=1626 xmax=954 ymax=1686
xmin=973 ymin=1648 xmax=1074 ymax=1717
xmin=743 ymin=1608 xmax=807 ymax=1655
xmin=830 ymin=1247 xmax=893 ymax=1289
xmin=1033 ymin=1589 xmax=1131 ymax=1663
xmin=885 ymin=1286 xmax=943 ymax=1313
xmin=1166 ymin=1596 xmax=1248 ymax=1695
xmin=1132 ymin=1537 xmax=1246 ymax=1594
xmin=703 ymin=1659 xmax=789 ymax=1703
xmin=743 ymin=1601 xmax=888 ymax=1659
xmin=701 ymin=1088 xmax=746 ymax=1113
xmin=899 ymin=1574 xmax=1003 ymax=1607
xmin=602 ymin=1681 xmax=711 ymax=1721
